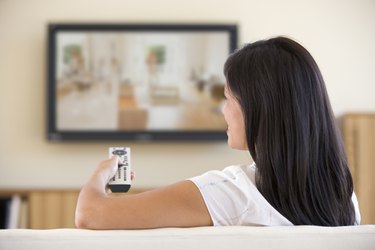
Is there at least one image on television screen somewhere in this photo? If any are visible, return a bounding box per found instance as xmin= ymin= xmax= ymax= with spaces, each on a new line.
xmin=48 ymin=24 xmax=237 ymax=140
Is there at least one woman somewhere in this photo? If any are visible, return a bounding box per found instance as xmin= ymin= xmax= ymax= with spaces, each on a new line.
xmin=75 ymin=37 xmax=360 ymax=229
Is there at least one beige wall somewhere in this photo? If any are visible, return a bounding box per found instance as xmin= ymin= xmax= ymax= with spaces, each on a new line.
xmin=0 ymin=0 xmax=374 ymax=189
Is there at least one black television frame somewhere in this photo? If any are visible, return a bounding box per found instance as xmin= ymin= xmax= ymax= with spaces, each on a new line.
xmin=47 ymin=23 xmax=238 ymax=141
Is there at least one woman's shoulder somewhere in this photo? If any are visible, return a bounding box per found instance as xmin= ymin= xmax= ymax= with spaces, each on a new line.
xmin=189 ymin=164 xmax=251 ymax=183
xmin=221 ymin=162 xmax=257 ymax=182
xmin=191 ymin=163 xmax=256 ymax=184
xmin=189 ymin=163 xmax=293 ymax=226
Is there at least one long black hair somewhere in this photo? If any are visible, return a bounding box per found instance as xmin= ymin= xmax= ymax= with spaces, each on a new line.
xmin=224 ymin=37 xmax=355 ymax=226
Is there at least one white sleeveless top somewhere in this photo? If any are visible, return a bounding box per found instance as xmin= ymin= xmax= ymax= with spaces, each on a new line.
xmin=189 ymin=163 xmax=361 ymax=226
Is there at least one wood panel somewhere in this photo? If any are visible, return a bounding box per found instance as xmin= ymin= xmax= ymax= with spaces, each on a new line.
xmin=343 ymin=113 xmax=375 ymax=224
xmin=29 ymin=192 xmax=44 ymax=229
xmin=61 ymin=191 xmax=79 ymax=228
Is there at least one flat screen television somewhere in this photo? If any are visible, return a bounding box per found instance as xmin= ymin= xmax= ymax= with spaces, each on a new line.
xmin=47 ymin=23 xmax=238 ymax=141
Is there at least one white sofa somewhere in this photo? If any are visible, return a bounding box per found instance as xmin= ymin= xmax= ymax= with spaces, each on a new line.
xmin=1 ymin=225 xmax=375 ymax=250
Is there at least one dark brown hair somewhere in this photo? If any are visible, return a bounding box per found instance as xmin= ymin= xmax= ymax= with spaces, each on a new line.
xmin=224 ymin=37 xmax=355 ymax=226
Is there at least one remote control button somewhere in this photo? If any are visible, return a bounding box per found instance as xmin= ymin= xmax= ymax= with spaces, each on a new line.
xmin=113 ymin=149 xmax=126 ymax=155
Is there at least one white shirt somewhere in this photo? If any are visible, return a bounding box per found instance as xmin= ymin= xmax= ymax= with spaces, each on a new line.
xmin=190 ymin=163 xmax=361 ymax=226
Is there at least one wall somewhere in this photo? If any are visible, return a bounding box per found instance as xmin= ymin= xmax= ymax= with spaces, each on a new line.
xmin=0 ymin=0 xmax=374 ymax=189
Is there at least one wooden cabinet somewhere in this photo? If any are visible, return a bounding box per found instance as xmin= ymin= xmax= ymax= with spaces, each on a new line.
xmin=0 ymin=190 xmax=79 ymax=229
xmin=0 ymin=188 xmax=147 ymax=229
xmin=28 ymin=191 xmax=79 ymax=229
xmin=343 ymin=113 xmax=375 ymax=224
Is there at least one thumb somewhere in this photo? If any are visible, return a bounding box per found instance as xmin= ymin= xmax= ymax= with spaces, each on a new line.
xmin=95 ymin=155 xmax=119 ymax=183
xmin=107 ymin=155 xmax=120 ymax=181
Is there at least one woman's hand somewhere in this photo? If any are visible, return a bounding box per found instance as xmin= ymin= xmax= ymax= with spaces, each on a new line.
xmin=85 ymin=156 xmax=135 ymax=195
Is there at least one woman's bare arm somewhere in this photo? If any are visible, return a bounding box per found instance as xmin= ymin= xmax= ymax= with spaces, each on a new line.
xmin=75 ymin=156 xmax=213 ymax=229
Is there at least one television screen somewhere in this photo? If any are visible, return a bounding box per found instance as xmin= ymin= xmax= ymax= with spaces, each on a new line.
xmin=47 ymin=23 xmax=238 ymax=141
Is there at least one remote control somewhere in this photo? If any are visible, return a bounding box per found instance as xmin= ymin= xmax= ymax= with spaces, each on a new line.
xmin=108 ymin=147 xmax=131 ymax=193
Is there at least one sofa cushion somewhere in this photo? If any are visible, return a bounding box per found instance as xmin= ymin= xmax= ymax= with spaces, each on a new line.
xmin=0 ymin=225 xmax=374 ymax=250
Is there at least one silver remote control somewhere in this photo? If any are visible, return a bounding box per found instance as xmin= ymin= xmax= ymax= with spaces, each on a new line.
xmin=108 ymin=147 xmax=131 ymax=193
